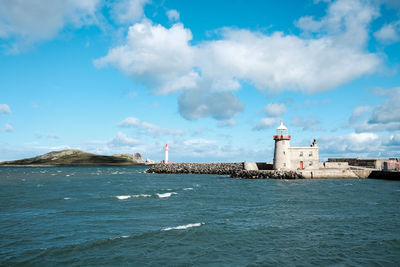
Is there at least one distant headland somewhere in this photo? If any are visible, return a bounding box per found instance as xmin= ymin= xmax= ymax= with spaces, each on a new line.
xmin=0 ymin=149 xmax=155 ymax=166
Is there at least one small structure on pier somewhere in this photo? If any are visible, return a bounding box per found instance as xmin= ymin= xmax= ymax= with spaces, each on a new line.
xmin=273 ymin=122 xmax=319 ymax=170
xmin=163 ymin=144 xmax=169 ymax=164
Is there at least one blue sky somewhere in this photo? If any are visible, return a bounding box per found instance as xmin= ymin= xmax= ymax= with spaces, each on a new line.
xmin=0 ymin=0 xmax=399 ymax=162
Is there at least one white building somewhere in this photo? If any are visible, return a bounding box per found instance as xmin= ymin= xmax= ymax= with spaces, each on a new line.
xmin=273 ymin=122 xmax=319 ymax=170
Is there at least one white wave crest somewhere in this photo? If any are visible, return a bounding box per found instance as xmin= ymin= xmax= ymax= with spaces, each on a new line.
xmin=63 ymin=197 xmax=71 ymax=200
xmin=132 ymin=194 xmax=151 ymax=198
xmin=157 ymin=192 xmax=177 ymax=198
xmin=116 ymin=195 xmax=131 ymax=200
xmin=162 ymin=222 xmax=204 ymax=231
xmin=183 ymin=187 xmax=193 ymax=191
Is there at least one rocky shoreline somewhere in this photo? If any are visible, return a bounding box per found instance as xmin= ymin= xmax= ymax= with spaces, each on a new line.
xmin=146 ymin=163 xmax=400 ymax=180
xmin=147 ymin=163 xmax=304 ymax=179
xmin=147 ymin=163 xmax=243 ymax=175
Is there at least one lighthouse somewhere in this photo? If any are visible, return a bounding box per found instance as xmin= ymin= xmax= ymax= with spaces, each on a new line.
xmin=273 ymin=122 xmax=291 ymax=170
xmin=163 ymin=144 xmax=169 ymax=164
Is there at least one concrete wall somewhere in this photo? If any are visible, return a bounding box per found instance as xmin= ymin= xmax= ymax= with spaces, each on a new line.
xmin=328 ymin=158 xmax=391 ymax=170
xmin=319 ymin=161 xmax=349 ymax=169
xmin=289 ymin=147 xmax=319 ymax=170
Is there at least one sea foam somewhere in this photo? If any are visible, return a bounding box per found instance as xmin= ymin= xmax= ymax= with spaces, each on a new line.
xmin=116 ymin=195 xmax=131 ymax=200
xmin=132 ymin=194 xmax=151 ymax=198
xmin=156 ymin=192 xmax=177 ymax=198
xmin=162 ymin=222 xmax=204 ymax=231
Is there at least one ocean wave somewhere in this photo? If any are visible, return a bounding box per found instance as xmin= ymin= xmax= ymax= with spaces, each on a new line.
xmin=132 ymin=194 xmax=151 ymax=198
xmin=116 ymin=194 xmax=152 ymax=200
xmin=156 ymin=192 xmax=177 ymax=198
xmin=63 ymin=197 xmax=71 ymax=200
xmin=183 ymin=187 xmax=193 ymax=191
xmin=162 ymin=222 xmax=204 ymax=231
xmin=116 ymin=195 xmax=131 ymax=200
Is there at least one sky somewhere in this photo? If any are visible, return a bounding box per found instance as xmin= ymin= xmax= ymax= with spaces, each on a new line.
xmin=0 ymin=0 xmax=399 ymax=162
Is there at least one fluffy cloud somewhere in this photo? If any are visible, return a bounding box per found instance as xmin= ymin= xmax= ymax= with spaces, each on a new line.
xmin=108 ymin=131 xmax=140 ymax=147
xmin=166 ymin=9 xmax=180 ymax=21
xmin=263 ymin=103 xmax=287 ymax=117
xmin=94 ymin=21 xmax=198 ymax=95
xmin=0 ymin=0 xmax=100 ymax=52
xmin=110 ymin=0 xmax=149 ymax=24
xmin=318 ymin=132 xmax=381 ymax=158
xmin=96 ymin=0 xmax=381 ymax=121
xmin=118 ymin=117 xmax=185 ymax=136
xmin=2 ymin=123 xmax=13 ymax=132
xmin=291 ymin=116 xmax=322 ymax=131
xmin=253 ymin=117 xmax=280 ymax=131
xmin=349 ymin=105 xmax=371 ymax=123
xmin=217 ymin=119 xmax=236 ymax=127
xmin=374 ymin=20 xmax=400 ymax=43
xmin=178 ymin=90 xmax=243 ymax=120
xmin=354 ymin=87 xmax=400 ymax=132
xmin=0 ymin=104 xmax=11 ymax=115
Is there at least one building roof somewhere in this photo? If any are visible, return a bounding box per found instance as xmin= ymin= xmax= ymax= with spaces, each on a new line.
xmin=277 ymin=122 xmax=287 ymax=131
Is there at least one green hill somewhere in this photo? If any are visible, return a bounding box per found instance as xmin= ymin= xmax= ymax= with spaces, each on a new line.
xmin=0 ymin=149 xmax=153 ymax=166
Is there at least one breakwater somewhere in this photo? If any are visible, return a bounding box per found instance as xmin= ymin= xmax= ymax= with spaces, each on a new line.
xmin=147 ymin=163 xmax=304 ymax=179
xmin=147 ymin=163 xmax=243 ymax=175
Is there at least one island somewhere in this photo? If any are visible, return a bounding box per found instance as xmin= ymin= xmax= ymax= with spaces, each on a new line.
xmin=0 ymin=149 xmax=155 ymax=166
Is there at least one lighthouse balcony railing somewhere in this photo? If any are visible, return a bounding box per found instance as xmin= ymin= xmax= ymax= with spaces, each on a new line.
xmin=273 ymin=135 xmax=291 ymax=140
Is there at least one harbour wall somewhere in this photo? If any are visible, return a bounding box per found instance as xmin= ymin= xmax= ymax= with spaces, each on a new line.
xmin=147 ymin=163 xmax=399 ymax=180
xmin=147 ymin=163 xmax=243 ymax=175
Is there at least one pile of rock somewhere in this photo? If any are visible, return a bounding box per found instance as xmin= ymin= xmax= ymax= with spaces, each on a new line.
xmin=147 ymin=163 xmax=243 ymax=175
xmin=230 ymin=170 xmax=304 ymax=179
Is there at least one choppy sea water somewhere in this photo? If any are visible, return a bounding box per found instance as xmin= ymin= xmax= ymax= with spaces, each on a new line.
xmin=0 ymin=167 xmax=399 ymax=266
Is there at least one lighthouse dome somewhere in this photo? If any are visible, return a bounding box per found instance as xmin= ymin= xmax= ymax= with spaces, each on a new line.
xmin=277 ymin=122 xmax=287 ymax=131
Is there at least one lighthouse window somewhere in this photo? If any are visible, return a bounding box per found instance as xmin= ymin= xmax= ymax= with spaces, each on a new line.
xmin=300 ymin=152 xmax=303 ymax=157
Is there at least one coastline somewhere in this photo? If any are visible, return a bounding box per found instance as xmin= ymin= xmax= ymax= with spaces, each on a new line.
xmin=147 ymin=163 xmax=400 ymax=180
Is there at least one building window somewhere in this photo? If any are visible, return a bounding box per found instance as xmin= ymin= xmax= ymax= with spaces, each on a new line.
xmin=283 ymin=151 xmax=285 ymax=155
xmin=309 ymin=161 xmax=313 ymax=166
xmin=283 ymin=163 xmax=286 ymax=167
xmin=300 ymin=152 xmax=303 ymax=157
xmin=309 ymin=151 xmax=313 ymax=157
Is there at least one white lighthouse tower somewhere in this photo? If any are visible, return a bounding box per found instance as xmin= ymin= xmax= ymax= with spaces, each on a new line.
xmin=273 ymin=122 xmax=291 ymax=170
xmin=163 ymin=144 xmax=169 ymax=164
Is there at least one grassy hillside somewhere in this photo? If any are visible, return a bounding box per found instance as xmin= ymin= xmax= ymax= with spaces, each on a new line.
xmin=0 ymin=149 xmax=149 ymax=166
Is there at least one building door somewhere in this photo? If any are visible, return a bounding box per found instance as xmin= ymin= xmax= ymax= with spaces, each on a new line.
xmin=300 ymin=161 xmax=303 ymax=170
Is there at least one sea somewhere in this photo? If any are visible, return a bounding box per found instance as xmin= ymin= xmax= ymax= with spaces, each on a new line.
xmin=1 ymin=166 xmax=399 ymax=266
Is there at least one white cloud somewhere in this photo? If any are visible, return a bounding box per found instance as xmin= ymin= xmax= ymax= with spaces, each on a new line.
xmin=109 ymin=131 xmax=140 ymax=147
xmin=178 ymin=90 xmax=243 ymax=120
xmin=117 ymin=116 xmax=185 ymax=136
xmin=291 ymin=116 xmax=322 ymax=131
xmin=374 ymin=20 xmax=400 ymax=44
xmin=0 ymin=104 xmax=11 ymax=115
xmin=118 ymin=117 xmax=140 ymax=127
xmin=35 ymin=132 xmax=60 ymax=139
xmin=0 ymin=0 xmax=100 ymax=52
xmin=349 ymin=105 xmax=371 ymax=123
xmin=253 ymin=117 xmax=280 ymax=131
xmin=369 ymin=88 xmax=400 ymax=124
xmin=110 ymin=0 xmax=149 ymax=24
xmin=2 ymin=123 xmax=13 ymax=132
xmin=96 ymin=0 xmax=381 ymax=121
xmin=217 ymin=119 xmax=236 ymax=127
xmin=263 ymin=103 xmax=287 ymax=117
xmin=94 ymin=21 xmax=198 ymax=95
xmin=318 ymin=132 xmax=383 ymax=159
xmin=166 ymin=9 xmax=180 ymax=21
